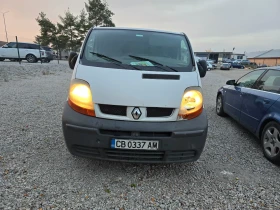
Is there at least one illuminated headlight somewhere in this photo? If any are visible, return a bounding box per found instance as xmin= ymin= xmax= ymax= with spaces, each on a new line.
xmin=68 ymin=79 xmax=95 ymax=116
xmin=178 ymin=88 xmax=203 ymax=120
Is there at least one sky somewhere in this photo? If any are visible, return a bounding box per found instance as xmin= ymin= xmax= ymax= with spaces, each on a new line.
xmin=1 ymin=0 xmax=280 ymax=53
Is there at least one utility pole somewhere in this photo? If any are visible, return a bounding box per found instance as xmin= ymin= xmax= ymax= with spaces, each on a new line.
xmin=1 ymin=11 xmax=9 ymax=43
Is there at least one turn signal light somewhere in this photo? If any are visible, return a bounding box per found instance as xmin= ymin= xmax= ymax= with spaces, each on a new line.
xmin=68 ymin=79 xmax=95 ymax=117
xmin=178 ymin=89 xmax=203 ymax=120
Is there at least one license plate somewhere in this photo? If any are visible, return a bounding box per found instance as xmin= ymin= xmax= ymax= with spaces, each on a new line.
xmin=111 ymin=139 xmax=159 ymax=150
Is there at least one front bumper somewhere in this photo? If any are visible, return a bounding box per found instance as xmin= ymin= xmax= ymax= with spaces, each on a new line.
xmin=46 ymin=55 xmax=54 ymax=60
xmin=62 ymin=103 xmax=208 ymax=163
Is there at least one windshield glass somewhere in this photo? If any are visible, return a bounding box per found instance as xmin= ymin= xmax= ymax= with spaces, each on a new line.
xmin=81 ymin=29 xmax=193 ymax=72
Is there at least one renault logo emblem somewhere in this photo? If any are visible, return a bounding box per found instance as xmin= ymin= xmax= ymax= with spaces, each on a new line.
xmin=131 ymin=107 xmax=142 ymax=120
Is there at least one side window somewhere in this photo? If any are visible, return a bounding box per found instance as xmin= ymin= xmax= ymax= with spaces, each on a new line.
xmin=18 ymin=43 xmax=27 ymax=49
xmin=27 ymin=44 xmax=39 ymax=49
xmin=255 ymin=70 xmax=280 ymax=94
xmin=236 ymin=70 xmax=265 ymax=88
xmin=7 ymin=42 xmax=17 ymax=48
xmin=180 ymin=40 xmax=189 ymax=62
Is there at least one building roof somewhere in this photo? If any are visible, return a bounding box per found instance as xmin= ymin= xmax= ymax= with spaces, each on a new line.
xmin=257 ymin=49 xmax=280 ymax=58
xmin=195 ymin=51 xmax=244 ymax=55
xmin=247 ymin=49 xmax=280 ymax=58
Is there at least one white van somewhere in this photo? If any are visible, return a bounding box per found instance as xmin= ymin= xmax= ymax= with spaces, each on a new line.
xmin=62 ymin=27 xmax=208 ymax=163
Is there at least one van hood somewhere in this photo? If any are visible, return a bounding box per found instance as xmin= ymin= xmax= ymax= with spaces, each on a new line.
xmin=75 ymin=65 xmax=200 ymax=108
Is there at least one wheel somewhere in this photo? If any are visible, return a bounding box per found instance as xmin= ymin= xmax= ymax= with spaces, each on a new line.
xmin=216 ymin=94 xmax=226 ymax=116
xmin=261 ymin=121 xmax=280 ymax=164
xmin=26 ymin=54 xmax=37 ymax=63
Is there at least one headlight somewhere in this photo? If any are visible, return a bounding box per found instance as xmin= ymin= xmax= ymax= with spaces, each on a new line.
xmin=68 ymin=79 xmax=95 ymax=116
xmin=178 ymin=88 xmax=203 ymax=120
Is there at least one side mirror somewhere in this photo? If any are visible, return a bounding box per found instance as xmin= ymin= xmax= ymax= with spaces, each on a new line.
xmin=197 ymin=60 xmax=207 ymax=78
xmin=226 ymin=80 xmax=236 ymax=85
xmin=68 ymin=52 xmax=78 ymax=70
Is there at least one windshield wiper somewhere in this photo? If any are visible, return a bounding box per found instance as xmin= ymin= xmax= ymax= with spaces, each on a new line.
xmin=90 ymin=52 xmax=140 ymax=70
xmin=129 ymin=55 xmax=178 ymax=72
xmin=90 ymin=52 xmax=122 ymax=63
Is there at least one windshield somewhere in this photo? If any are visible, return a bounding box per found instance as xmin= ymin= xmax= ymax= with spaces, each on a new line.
xmin=81 ymin=29 xmax=193 ymax=72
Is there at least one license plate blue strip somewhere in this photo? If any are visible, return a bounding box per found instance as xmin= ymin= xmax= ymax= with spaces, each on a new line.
xmin=111 ymin=139 xmax=116 ymax=148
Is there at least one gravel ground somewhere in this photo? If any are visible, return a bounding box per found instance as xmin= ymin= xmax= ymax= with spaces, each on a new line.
xmin=0 ymin=63 xmax=280 ymax=209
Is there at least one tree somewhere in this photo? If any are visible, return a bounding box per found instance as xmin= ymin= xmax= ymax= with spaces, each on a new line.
xmin=35 ymin=12 xmax=56 ymax=46
xmin=75 ymin=9 xmax=89 ymax=47
xmin=35 ymin=12 xmax=68 ymax=59
xmin=35 ymin=0 xmax=115 ymax=57
xmin=85 ymin=0 xmax=115 ymax=27
xmin=54 ymin=33 xmax=69 ymax=59
xmin=58 ymin=9 xmax=78 ymax=51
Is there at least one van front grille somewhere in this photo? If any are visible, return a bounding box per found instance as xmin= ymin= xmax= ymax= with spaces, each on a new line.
xmin=147 ymin=107 xmax=174 ymax=117
xmin=99 ymin=104 xmax=127 ymax=116
xmin=98 ymin=104 xmax=174 ymax=118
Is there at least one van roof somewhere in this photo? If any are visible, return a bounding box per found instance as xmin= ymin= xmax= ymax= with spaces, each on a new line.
xmin=93 ymin=27 xmax=184 ymax=36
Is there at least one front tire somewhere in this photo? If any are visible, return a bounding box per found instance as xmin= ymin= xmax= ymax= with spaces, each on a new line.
xmin=26 ymin=54 xmax=37 ymax=63
xmin=261 ymin=122 xmax=280 ymax=164
xmin=216 ymin=94 xmax=226 ymax=116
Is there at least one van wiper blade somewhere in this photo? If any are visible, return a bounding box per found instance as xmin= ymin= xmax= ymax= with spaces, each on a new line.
xmin=90 ymin=52 xmax=140 ymax=70
xmin=129 ymin=55 xmax=178 ymax=72
xmin=90 ymin=52 xmax=122 ymax=63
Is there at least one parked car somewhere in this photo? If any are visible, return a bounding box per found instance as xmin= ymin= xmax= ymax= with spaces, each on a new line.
xmin=42 ymin=46 xmax=54 ymax=62
xmin=62 ymin=27 xmax=209 ymax=163
xmin=212 ymin=63 xmax=217 ymax=69
xmin=216 ymin=66 xmax=280 ymax=163
xmin=223 ymin=58 xmax=233 ymax=63
xmin=206 ymin=59 xmax=215 ymax=64
xmin=207 ymin=61 xmax=213 ymax=70
xmin=0 ymin=42 xmax=47 ymax=63
xmin=258 ymin=64 xmax=268 ymax=68
xmin=241 ymin=59 xmax=250 ymax=65
xmin=236 ymin=59 xmax=242 ymax=63
xmin=220 ymin=63 xmax=231 ymax=70
xmin=231 ymin=62 xmax=245 ymax=69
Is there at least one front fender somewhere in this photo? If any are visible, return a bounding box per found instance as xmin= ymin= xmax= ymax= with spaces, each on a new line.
xmin=217 ymin=87 xmax=226 ymax=98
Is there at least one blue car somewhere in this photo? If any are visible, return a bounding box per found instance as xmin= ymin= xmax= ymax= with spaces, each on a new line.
xmin=216 ymin=66 xmax=280 ymax=163
xmin=231 ymin=62 xmax=245 ymax=69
